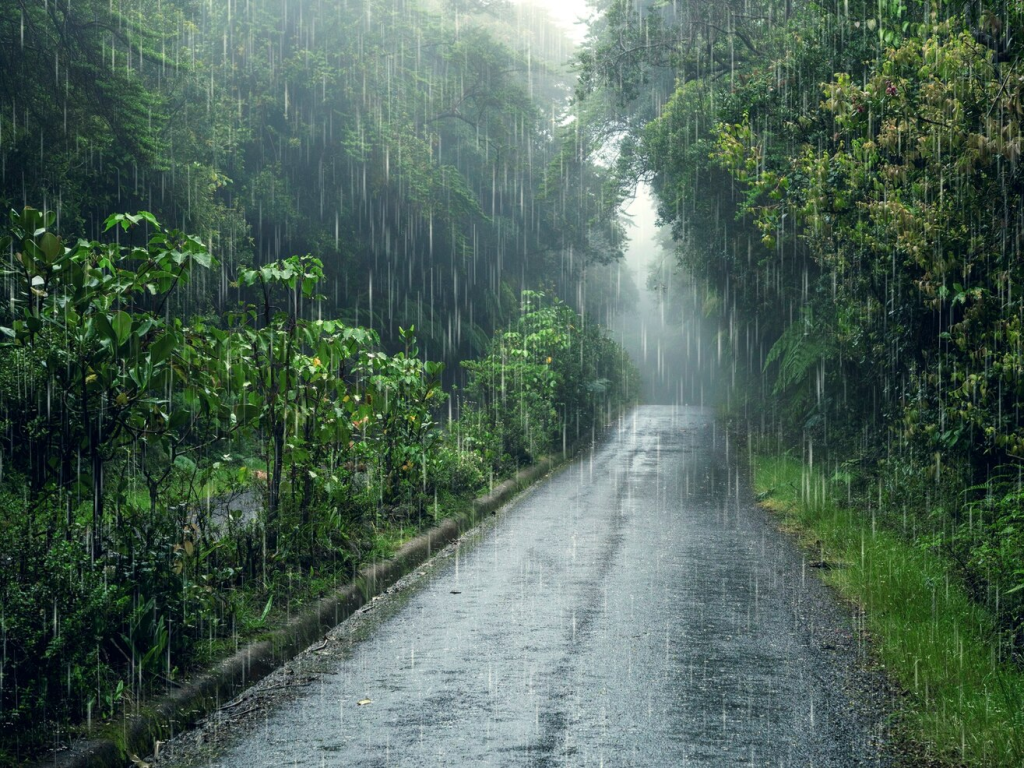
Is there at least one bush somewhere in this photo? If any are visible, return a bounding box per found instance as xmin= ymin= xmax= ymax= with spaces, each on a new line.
xmin=0 ymin=493 xmax=124 ymax=749
xmin=951 ymin=476 xmax=1024 ymax=656
xmin=427 ymin=435 xmax=486 ymax=496
xmin=0 ymin=222 xmax=638 ymax=761
xmin=462 ymin=291 xmax=639 ymax=471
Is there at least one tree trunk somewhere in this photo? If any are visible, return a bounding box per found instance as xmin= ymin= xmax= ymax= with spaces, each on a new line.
xmin=268 ymin=419 xmax=284 ymax=547
xmin=82 ymin=367 xmax=104 ymax=560
xmin=91 ymin=437 xmax=104 ymax=560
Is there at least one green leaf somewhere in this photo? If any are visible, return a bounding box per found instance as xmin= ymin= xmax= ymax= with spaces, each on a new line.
xmin=93 ymin=314 xmax=118 ymax=348
xmin=168 ymin=409 xmax=191 ymax=431
xmin=127 ymin=365 xmax=147 ymax=389
xmin=20 ymin=207 xmax=45 ymax=234
xmin=234 ymin=402 xmax=262 ymax=425
xmin=39 ymin=232 xmax=62 ymax=263
xmin=150 ymin=332 xmax=177 ymax=365
xmin=21 ymin=240 xmax=43 ymax=272
xmin=111 ymin=311 xmax=132 ymax=345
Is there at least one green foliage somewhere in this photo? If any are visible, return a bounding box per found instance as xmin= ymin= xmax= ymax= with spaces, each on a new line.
xmin=0 ymin=213 xmax=636 ymax=761
xmin=755 ymin=453 xmax=1024 ymax=765
xmin=763 ymin=309 xmax=830 ymax=395
xmin=0 ymin=0 xmax=621 ymax=363
xmin=580 ymin=2 xmax=1024 ymax=760
xmin=702 ymin=13 xmax=1024 ymax=660
xmin=0 ymin=207 xmax=220 ymax=555
xmin=947 ymin=473 xmax=1024 ymax=647
xmin=426 ymin=434 xmax=487 ymax=497
xmin=0 ymin=0 xmax=173 ymax=212
xmin=463 ymin=290 xmax=640 ymax=471
xmin=0 ymin=503 xmax=121 ymax=738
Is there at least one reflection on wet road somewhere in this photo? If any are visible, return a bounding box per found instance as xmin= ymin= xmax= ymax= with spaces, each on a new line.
xmin=187 ymin=406 xmax=886 ymax=766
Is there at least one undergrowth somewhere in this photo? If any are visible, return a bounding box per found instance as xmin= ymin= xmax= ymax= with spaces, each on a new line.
xmin=754 ymin=454 xmax=1024 ymax=766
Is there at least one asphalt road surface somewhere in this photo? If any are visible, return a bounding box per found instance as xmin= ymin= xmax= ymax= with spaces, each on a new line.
xmin=162 ymin=406 xmax=891 ymax=767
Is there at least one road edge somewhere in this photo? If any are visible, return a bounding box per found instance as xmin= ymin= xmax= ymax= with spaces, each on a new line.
xmin=37 ymin=448 xmax=581 ymax=768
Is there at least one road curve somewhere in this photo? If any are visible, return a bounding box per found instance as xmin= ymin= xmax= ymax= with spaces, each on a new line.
xmin=165 ymin=406 xmax=890 ymax=767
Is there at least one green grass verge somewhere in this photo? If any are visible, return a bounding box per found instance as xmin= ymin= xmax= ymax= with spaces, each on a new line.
xmin=754 ymin=454 xmax=1024 ymax=766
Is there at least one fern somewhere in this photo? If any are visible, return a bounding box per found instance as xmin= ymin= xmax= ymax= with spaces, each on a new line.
xmin=764 ymin=310 xmax=830 ymax=395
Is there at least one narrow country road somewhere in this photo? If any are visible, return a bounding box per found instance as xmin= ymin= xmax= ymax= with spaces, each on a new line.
xmin=164 ymin=406 xmax=891 ymax=767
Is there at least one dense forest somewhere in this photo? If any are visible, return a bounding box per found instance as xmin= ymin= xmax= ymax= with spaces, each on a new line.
xmin=0 ymin=0 xmax=626 ymax=358
xmin=576 ymin=0 xmax=1024 ymax=759
xmin=0 ymin=0 xmax=641 ymax=761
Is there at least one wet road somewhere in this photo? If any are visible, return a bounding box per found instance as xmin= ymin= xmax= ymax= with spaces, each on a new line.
xmin=174 ymin=406 xmax=888 ymax=766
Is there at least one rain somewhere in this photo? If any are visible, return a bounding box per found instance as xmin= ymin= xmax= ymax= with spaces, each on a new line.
xmin=1 ymin=0 xmax=1023 ymax=766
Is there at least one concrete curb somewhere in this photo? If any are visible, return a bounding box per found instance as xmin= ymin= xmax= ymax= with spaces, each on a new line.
xmin=39 ymin=453 xmax=569 ymax=768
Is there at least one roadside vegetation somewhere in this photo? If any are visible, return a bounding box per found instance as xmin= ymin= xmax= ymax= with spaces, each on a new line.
xmin=754 ymin=452 xmax=1024 ymax=764
xmin=0 ymin=0 xmax=641 ymax=762
xmin=576 ymin=0 xmax=1024 ymax=763
xmin=0 ymin=207 xmax=638 ymax=763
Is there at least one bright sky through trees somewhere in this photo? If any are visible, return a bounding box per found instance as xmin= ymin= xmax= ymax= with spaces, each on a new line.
xmin=523 ymin=0 xmax=592 ymax=42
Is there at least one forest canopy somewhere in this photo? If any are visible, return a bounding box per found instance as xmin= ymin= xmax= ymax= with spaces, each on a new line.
xmin=0 ymin=0 xmax=625 ymax=362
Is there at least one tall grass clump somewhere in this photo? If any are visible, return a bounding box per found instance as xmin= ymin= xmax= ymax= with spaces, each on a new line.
xmin=754 ymin=454 xmax=1024 ymax=766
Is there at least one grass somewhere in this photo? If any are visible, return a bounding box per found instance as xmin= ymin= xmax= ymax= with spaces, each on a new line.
xmin=367 ymin=521 xmax=421 ymax=561
xmin=121 ymin=461 xmax=248 ymax=512
xmin=754 ymin=453 xmax=1024 ymax=766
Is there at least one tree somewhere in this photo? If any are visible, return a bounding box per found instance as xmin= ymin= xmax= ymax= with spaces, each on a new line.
xmin=1 ymin=207 xmax=217 ymax=555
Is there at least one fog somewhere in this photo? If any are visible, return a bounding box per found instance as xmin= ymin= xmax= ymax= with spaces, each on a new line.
xmin=610 ymin=185 xmax=721 ymax=406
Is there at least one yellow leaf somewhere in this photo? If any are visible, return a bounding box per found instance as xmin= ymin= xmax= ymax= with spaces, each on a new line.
xmin=183 ymin=540 xmax=194 ymax=557
xmin=357 ymin=698 xmax=372 ymax=706
xmin=116 ymin=392 xmax=128 ymax=406
xmin=85 ymin=373 xmax=98 ymax=385
xmin=545 ymin=357 xmax=552 ymax=364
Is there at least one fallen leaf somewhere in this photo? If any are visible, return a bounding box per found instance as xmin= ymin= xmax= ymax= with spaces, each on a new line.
xmin=450 ymin=590 xmax=462 ymax=594
xmin=357 ymin=698 xmax=373 ymax=706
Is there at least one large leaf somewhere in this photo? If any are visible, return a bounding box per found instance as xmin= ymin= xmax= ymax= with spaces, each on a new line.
xmin=234 ymin=402 xmax=263 ymax=426
xmin=39 ymin=232 xmax=63 ymax=263
xmin=111 ymin=311 xmax=132 ymax=345
xmin=93 ymin=313 xmax=118 ymax=349
xmin=149 ymin=332 xmax=177 ymax=366
xmin=167 ymin=409 xmax=191 ymax=432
